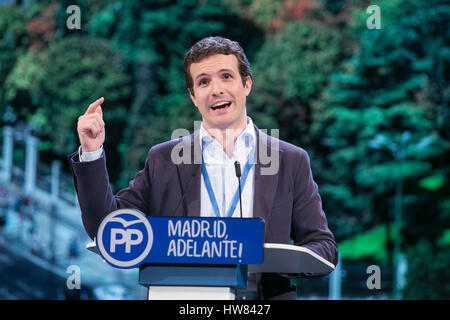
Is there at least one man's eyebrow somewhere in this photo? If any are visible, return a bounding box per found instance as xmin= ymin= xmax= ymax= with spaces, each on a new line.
xmin=194 ymin=69 xmax=236 ymax=82
xmin=194 ymin=73 xmax=208 ymax=82
xmin=217 ymin=68 xmax=235 ymax=74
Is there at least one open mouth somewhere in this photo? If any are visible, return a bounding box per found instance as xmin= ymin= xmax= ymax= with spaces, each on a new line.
xmin=211 ymin=102 xmax=232 ymax=111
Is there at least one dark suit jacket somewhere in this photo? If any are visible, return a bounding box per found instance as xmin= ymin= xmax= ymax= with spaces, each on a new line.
xmin=68 ymin=124 xmax=338 ymax=299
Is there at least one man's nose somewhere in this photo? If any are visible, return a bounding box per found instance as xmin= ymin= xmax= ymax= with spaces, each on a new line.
xmin=210 ymin=79 xmax=224 ymax=95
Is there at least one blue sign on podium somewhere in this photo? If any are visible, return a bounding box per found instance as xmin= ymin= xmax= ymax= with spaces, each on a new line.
xmin=96 ymin=209 xmax=265 ymax=269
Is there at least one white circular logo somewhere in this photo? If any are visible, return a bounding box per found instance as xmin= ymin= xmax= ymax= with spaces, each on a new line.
xmin=96 ymin=209 xmax=153 ymax=268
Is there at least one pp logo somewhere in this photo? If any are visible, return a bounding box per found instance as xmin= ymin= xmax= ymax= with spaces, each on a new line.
xmin=96 ymin=209 xmax=153 ymax=268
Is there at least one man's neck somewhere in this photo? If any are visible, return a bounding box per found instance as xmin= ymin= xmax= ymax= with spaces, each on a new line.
xmin=204 ymin=117 xmax=248 ymax=158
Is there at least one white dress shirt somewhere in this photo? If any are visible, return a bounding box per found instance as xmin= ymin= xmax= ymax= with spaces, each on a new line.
xmin=78 ymin=145 xmax=103 ymax=162
xmin=199 ymin=117 xmax=255 ymax=218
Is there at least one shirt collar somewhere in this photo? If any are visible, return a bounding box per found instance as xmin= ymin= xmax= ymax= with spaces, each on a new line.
xmin=200 ymin=117 xmax=256 ymax=163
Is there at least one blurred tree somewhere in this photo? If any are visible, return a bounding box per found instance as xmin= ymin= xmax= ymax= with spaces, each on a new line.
xmin=88 ymin=0 xmax=264 ymax=188
xmin=225 ymin=0 xmax=288 ymax=31
xmin=0 ymin=3 xmax=43 ymax=115
xmin=337 ymin=223 xmax=396 ymax=263
xmin=310 ymin=0 xmax=449 ymax=247
xmin=247 ymin=20 xmax=351 ymax=148
xmin=26 ymin=2 xmax=58 ymax=51
xmin=5 ymin=36 xmax=130 ymax=181
xmin=404 ymin=239 xmax=450 ymax=299
xmin=310 ymin=1 xmax=450 ymax=298
xmin=225 ymin=0 xmax=320 ymax=32
xmin=318 ymin=0 xmax=345 ymax=15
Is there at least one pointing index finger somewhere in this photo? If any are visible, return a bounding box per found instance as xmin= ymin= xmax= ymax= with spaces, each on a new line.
xmin=85 ymin=97 xmax=104 ymax=115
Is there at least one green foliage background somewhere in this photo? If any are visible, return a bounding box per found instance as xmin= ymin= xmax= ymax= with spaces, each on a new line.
xmin=0 ymin=0 xmax=448 ymax=298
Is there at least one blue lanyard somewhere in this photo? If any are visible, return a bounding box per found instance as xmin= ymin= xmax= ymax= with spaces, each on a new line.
xmin=201 ymin=145 xmax=255 ymax=218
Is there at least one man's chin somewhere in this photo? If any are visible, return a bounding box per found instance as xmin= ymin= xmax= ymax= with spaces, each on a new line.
xmin=206 ymin=119 xmax=235 ymax=131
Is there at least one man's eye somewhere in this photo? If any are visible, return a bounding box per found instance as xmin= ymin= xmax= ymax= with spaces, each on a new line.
xmin=223 ymin=74 xmax=232 ymax=79
xmin=198 ymin=79 xmax=208 ymax=86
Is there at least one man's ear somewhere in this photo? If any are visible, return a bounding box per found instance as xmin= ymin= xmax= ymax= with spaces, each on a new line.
xmin=189 ymin=88 xmax=198 ymax=108
xmin=244 ymin=76 xmax=252 ymax=97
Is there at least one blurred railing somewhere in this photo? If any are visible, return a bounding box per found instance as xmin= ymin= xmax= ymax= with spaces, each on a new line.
xmin=1 ymin=125 xmax=78 ymax=207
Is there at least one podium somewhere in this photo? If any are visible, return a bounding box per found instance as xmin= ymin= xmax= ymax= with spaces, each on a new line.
xmin=87 ymin=209 xmax=335 ymax=300
xmin=87 ymin=241 xmax=335 ymax=299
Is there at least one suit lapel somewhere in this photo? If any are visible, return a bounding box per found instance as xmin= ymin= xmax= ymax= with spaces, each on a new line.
xmin=252 ymin=126 xmax=279 ymax=231
xmin=176 ymin=131 xmax=201 ymax=217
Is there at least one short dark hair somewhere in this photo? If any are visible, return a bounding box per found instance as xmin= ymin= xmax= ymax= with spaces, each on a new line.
xmin=184 ymin=36 xmax=252 ymax=96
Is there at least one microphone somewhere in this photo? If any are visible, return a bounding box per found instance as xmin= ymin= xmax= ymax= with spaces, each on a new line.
xmin=174 ymin=164 xmax=201 ymax=216
xmin=234 ymin=161 xmax=243 ymax=218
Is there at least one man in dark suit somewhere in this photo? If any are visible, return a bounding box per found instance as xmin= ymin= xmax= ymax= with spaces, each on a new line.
xmin=69 ymin=36 xmax=338 ymax=300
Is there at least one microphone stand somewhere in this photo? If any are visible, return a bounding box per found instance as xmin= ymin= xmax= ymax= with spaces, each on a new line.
xmin=234 ymin=161 xmax=243 ymax=219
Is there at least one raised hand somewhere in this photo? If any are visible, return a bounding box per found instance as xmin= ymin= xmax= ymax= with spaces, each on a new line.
xmin=77 ymin=97 xmax=105 ymax=153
